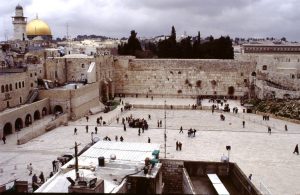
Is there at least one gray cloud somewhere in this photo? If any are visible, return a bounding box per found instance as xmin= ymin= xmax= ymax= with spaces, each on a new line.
xmin=0 ymin=0 xmax=299 ymax=41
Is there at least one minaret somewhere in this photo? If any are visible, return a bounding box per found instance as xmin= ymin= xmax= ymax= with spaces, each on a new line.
xmin=12 ymin=4 xmax=27 ymax=41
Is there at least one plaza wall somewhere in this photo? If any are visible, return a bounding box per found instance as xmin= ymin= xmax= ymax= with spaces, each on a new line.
xmin=0 ymin=98 xmax=50 ymax=138
xmin=39 ymin=82 xmax=99 ymax=120
xmin=114 ymin=58 xmax=255 ymax=98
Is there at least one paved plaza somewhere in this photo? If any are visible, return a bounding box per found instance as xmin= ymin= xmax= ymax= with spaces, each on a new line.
xmin=0 ymin=98 xmax=300 ymax=195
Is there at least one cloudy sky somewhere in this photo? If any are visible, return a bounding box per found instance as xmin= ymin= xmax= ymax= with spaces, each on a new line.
xmin=1 ymin=0 xmax=299 ymax=41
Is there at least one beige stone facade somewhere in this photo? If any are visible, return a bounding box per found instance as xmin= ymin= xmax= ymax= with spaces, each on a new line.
xmin=113 ymin=57 xmax=255 ymax=98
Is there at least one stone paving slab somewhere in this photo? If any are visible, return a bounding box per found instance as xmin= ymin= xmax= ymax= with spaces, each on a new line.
xmin=0 ymin=98 xmax=299 ymax=195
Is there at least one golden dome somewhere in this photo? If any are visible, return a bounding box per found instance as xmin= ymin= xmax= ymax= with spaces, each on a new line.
xmin=26 ymin=18 xmax=52 ymax=36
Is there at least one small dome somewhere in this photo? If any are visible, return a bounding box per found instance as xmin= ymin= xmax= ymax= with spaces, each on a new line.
xmin=26 ymin=19 xmax=52 ymax=36
xmin=16 ymin=4 xmax=23 ymax=10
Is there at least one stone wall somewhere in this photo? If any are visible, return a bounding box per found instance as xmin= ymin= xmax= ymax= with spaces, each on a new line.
xmin=0 ymin=98 xmax=50 ymax=138
xmin=160 ymin=159 xmax=184 ymax=194
xmin=39 ymin=83 xmax=99 ymax=120
xmin=182 ymin=168 xmax=196 ymax=194
xmin=114 ymin=58 xmax=255 ymax=98
xmin=17 ymin=113 xmax=68 ymax=145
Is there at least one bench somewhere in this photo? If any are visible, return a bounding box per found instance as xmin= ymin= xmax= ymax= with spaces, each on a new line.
xmin=207 ymin=174 xmax=230 ymax=195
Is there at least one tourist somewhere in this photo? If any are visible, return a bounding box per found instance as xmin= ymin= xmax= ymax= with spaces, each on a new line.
xmin=160 ymin=120 xmax=162 ymax=127
xmin=243 ymin=121 xmax=245 ymax=128
xmin=193 ymin=129 xmax=197 ymax=137
xmin=121 ymin=108 xmax=123 ymax=112
xmin=148 ymin=114 xmax=151 ymax=120
xmin=120 ymin=136 xmax=124 ymax=142
xmin=179 ymin=126 xmax=183 ymax=133
xmin=122 ymin=117 xmax=125 ymax=124
xmin=285 ymin=124 xmax=288 ymax=131
xmin=116 ymin=117 xmax=119 ymax=123
xmin=96 ymin=118 xmax=100 ymax=126
xmin=27 ymin=163 xmax=33 ymax=176
xmin=268 ymin=126 xmax=271 ymax=135
xmin=103 ymin=121 xmax=106 ymax=125
xmin=248 ymin=174 xmax=252 ymax=180
xmin=2 ymin=136 xmax=6 ymax=144
xmin=123 ymin=124 xmax=126 ymax=131
xmin=293 ymin=144 xmax=299 ymax=155
xmin=49 ymin=172 xmax=53 ymax=178
xmin=86 ymin=125 xmax=88 ymax=133
xmin=115 ymin=136 xmax=118 ymax=141
xmin=86 ymin=116 xmax=89 ymax=122
xmin=74 ymin=128 xmax=77 ymax=135
xmin=95 ymin=126 xmax=98 ymax=134
xmin=157 ymin=120 xmax=159 ymax=128
xmin=52 ymin=160 xmax=56 ymax=172
xmin=178 ymin=142 xmax=182 ymax=151
xmin=148 ymin=137 xmax=151 ymax=143
xmin=32 ymin=174 xmax=38 ymax=191
xmin=176 ymin=141 xmax=179 ymax=151
xmin=39 ymin=171 xmax=45 ymax=183
xmin=138 ymin=128 xmax=141 ymax=136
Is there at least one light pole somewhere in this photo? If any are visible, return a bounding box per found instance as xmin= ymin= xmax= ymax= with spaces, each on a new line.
xmin=164 ymin=100 xmax=167 ymax=158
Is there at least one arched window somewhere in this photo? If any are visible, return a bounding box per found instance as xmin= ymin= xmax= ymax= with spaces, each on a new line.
xmin=1 ymin=85 xmax=4 ymax=93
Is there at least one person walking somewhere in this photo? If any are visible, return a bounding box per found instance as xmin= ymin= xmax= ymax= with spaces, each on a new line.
xmin=157 ymin=120 xmax=159 ymax=128
xmin=148 ymin=137 xmax=151 ymax=143
xmin=293 ymin=144 xmax=299 ymax=155
xmin=268 ymin=126 xmax=271 ymax=135
xmin=123 ymin=124 xmax=126 ymax=131
xmin=95 ymin=126 xmax=98 ymax=134
xmin=86 ymin=125 xmax=88 ymax=133
xmin=243 ymin=121 xmax=245 ymax=128
xmin=32 ymin=174 xmax=38 ymax=192
xmin=27 ymin=163 xmax=33 ymax=176
xmin=2 ymin=136 xmax=6 ymax=144
xmin=120 ymin=136 xmax=124 ymax=142
xmin=176 ymin=141 xmax=179 ymax=151
xmin=138 ymin=128 xmax=141 ymax=136
xmin=115 ymin=136 xmax=118 ymax=142
xmin=39 ymin=172 xmax=45 ymax=183
xmin=179 ymin=126 xmax=183 ymax=133
xmin=285 ymin=124 xmax=288 ymax=131
xmin=160 ymin=120 xmax=162 ymax=127
xmin=86 ymin=116 xmax=89 ymax=122
xmin=74 ymin=128 xmax=77 ymax=135
xmin=148 ymin=114 xmax=151 ymax=120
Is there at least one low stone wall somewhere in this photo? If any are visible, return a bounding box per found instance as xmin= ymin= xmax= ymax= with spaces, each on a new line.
xmin=182 ymin=168 xmax=196 ymax=194
xmin=160 ymin=159 xmax=183 ymax=194
xmin=131 ymin=104 xmax=211 ymax=110
xmin=18 ymin=114 xmax=68 ymax=145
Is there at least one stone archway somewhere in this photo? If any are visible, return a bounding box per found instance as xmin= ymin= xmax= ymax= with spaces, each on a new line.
xmin=54 ymin=105 xmax=63 ymax=114
xmin=42 ymin=107 xmax=47 ymax=116
xmin=15 ymin=118 xmax=23 ymax=131
xmin=4 ymin=123 xmax=13 ymax=135
xmin=34 ymin=110 xmax=41 ymax=120
xmin=25 ymin=114 xmax=32 ymax=127
xmin=228 ymin=86 xmax=235 ymax=96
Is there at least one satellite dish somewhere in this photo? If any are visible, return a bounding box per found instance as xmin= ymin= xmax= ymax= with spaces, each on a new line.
xmin=93 ymin=137 xmax=100 ymax=143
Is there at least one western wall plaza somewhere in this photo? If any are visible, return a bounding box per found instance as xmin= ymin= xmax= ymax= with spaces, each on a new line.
xmin=0 ymin=2 xmax=300 ymax=195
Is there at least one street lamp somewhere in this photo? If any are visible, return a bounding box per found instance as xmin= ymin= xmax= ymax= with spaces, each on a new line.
xmin=91 ymin=132 xmax=94 ymax=144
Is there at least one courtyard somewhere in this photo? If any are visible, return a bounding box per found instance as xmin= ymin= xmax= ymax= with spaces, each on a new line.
xmin=0 ymin=98 xmax=299 ymax=195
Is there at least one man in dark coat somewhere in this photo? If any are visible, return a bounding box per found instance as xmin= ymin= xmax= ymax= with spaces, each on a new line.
xmin=293 ymin=144 xmax=299 ymax=155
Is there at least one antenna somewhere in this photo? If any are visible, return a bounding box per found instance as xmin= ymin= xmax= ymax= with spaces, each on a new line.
xmin=66 ymin=23 xmax=69 ymax=40
xmin=164 ymin=100 xmax=167 ymax=158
